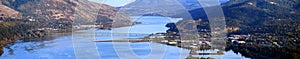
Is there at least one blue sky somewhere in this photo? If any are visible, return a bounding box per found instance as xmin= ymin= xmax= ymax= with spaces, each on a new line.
xmin=88 ymin=0 xmax=136 ymax=7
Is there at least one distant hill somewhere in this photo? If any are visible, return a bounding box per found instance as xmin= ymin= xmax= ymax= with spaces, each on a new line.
xmin=119 ymin=0 xmax=229 ymax=19
xmin=119 ymin=0 xmax=192 ymax=19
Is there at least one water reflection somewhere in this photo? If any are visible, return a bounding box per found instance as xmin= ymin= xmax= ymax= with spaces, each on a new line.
xmin=1 ymin=33 xmax=75 ymax=59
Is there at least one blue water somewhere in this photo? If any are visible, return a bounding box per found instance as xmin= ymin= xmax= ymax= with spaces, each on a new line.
xmin=0 ymin=16 xmax=247 ymax=59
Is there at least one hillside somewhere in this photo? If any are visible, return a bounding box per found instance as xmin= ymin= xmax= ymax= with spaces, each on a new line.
xmin=0 ymin=4 xmax=21 ymax=19
xmin=221 ymin=0 xmax=300 ymax=38
xmin=222 ymin=0 xmax=300 ymax=27
xmin=0 ymin=0 xmax=131 ymax=25
xmin=75 ymin=0 xmax=131 ymax=26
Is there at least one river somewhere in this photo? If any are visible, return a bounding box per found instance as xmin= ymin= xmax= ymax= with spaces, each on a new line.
xmin=0 ymin=16 xmax=248 ymax=59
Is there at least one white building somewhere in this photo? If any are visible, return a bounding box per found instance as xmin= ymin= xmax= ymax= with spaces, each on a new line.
xmin=149 ymin=35 xmax=166 ymax=39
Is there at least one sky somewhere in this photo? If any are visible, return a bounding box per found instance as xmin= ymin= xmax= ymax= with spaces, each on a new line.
xmin=88 ymin=0 xmax=136 ymax=7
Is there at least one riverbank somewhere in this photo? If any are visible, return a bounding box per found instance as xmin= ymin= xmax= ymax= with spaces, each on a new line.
xmin=0 ymin=22 xmax=49 ymax=55
xmin=0 ymin=16 xmax=249 ymax=59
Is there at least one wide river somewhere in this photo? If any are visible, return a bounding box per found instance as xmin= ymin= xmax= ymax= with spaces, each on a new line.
xmin=0 ymin=16 xmax=249 ymax=59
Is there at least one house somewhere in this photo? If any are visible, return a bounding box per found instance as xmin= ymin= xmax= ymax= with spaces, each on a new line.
xmin=161 ymin=40 xmax=168 ymax=43
xmin=238 ymin=41 xmax=246 ymax=44
xmin=149 ymin=35 xmax=166 ymax=39
xmin=28 ymin=19 xmax=36 ymax=21
xmin=168 ymin=42 xmax=178 ymax=45
xmin=189 ymin=46 xmax=197 ymax=48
